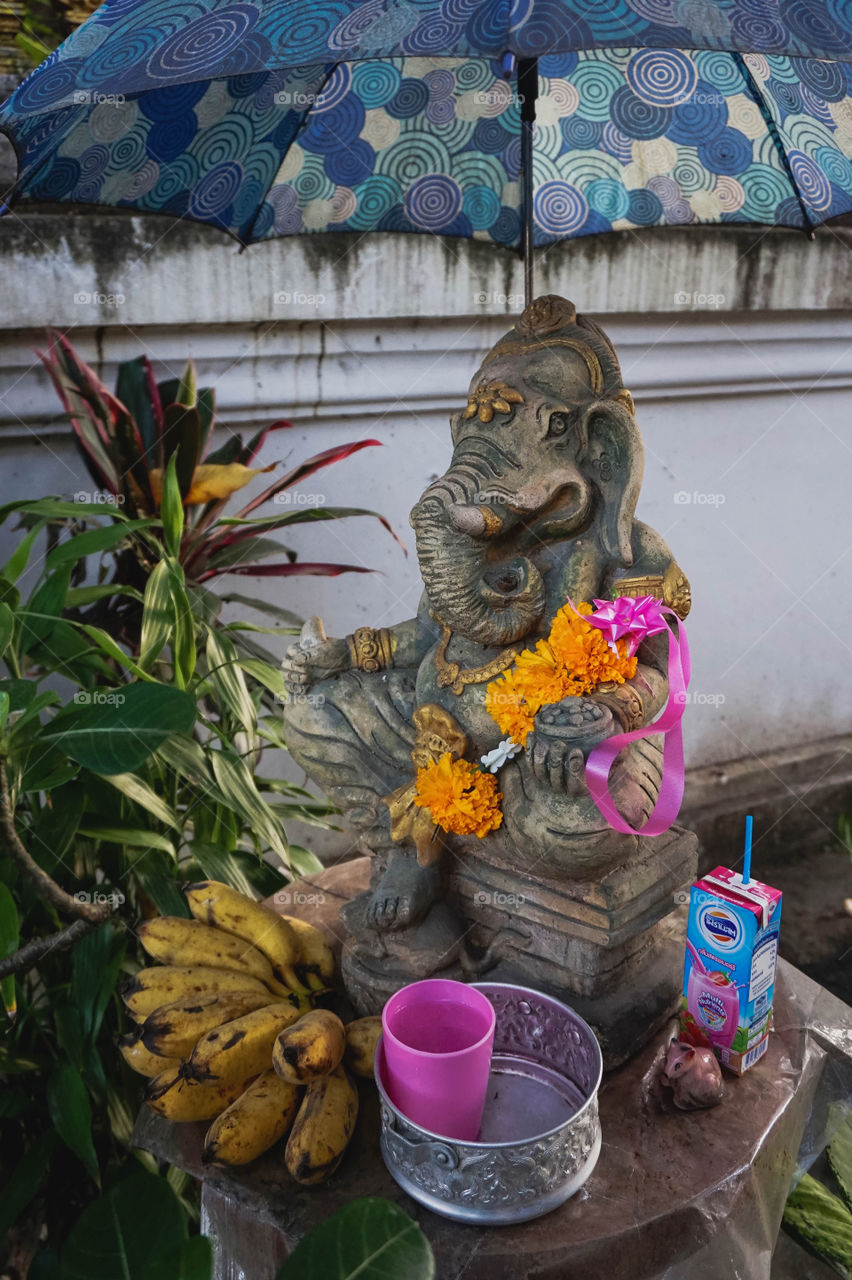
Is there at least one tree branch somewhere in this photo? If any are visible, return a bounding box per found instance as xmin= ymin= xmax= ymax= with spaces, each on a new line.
xmin=0 ymin=760 xmax=110 ymax=925
xmin=0 ymin=917 xmax=102 ymax=981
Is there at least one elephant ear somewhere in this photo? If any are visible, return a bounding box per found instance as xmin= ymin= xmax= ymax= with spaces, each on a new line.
xmin=581 ymin=399 xmax=644 ymax=567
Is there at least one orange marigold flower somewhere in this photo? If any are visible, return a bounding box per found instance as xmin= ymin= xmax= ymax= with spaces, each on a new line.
xmin=413 ymin=752 xmax=503 ymax=838
xmin=485 ymin=670 xmax=536 ymax=746
xmin=485 ymin=600 xmax=639 ymax=741
xmin=549 ymin=601 xmax=637 ymax=692
xmin=512 ymin=639 xmax=571 ymax=712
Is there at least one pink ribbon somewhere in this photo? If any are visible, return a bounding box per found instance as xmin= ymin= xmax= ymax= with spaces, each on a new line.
xmin=584 ymin=598 xmax=691 ymax=837
xmin=584 ymin=594 xmax=668 ymax=657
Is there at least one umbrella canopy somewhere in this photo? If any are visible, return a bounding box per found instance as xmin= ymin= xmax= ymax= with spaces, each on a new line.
xmin=2 ymin=1 xmax=852 ymax=258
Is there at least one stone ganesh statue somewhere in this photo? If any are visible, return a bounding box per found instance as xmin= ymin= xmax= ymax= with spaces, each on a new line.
xmin=282 ymin=297 xmax=696 ymax=1065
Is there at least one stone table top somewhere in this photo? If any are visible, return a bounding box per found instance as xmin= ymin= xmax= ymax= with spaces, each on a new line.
xmin=132 ymin=859 xmax=852 ymax=1280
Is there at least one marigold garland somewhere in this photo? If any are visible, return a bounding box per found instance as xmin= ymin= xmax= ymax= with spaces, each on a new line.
xmin=413 ymin=752 xmax=503 ymax=838
xmin=486 ymin=601 xmax=638 ymax=745
xmin=514 ymin=639 xmax=572 ymax=707
xmin=413 ymin=602 xmax=640 ymax=839
xmin=484 ymin=670 xmax=536 ymax=748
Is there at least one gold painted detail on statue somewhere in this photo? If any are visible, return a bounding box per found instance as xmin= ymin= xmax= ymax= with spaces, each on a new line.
xmin=594 ymin=681 xmax=645 ymax=731
xmin=347 ymin=626 xmax=394 ymax=672
xmin=479 ymin=506 xmax=504 ymax=536
xmin=384 ymin=704 xmax=467 ymax=864
xmin=433 ymin=618 xmax=521 ymax=696
xmin=516 ymin=295 xmax=578 ymax=337
xmin=464 ymin=379 xmax=524 ymax=424
xmin=612 ymin=560 xmax=692 ymax=620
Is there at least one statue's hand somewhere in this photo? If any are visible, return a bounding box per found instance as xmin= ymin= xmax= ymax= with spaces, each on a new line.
xmin=524 ymin=698 xmax=613 ymax=794
xmin=281 ymin=616 xmax=350 ymax=693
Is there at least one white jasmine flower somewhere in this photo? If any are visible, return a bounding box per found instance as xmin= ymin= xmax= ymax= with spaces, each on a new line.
xmin=480 ymin=738 xmax=522 ymax=773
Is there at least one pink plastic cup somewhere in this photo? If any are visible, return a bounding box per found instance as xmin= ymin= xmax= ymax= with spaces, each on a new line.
xmin=381 ymin=979 xmax=496 ymax=1141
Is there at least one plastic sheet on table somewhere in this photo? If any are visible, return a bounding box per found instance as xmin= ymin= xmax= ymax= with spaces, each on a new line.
xmin=653 ymin=960 xmax=852 ymax=1280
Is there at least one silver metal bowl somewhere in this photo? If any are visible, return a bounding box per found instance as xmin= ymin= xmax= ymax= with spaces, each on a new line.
xmin=376 ymin=982 xmax=603 ymax=1225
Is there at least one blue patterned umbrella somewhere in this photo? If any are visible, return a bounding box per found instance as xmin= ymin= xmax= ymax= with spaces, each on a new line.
xmin=2 ymin=1 xmax=852 ymax=302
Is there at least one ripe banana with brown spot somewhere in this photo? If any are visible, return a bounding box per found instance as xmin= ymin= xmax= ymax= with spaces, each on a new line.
xmin=272 ymin=1009 xmax=346 ymax=1084
xmin=202 ymin=1071 xmax=302 ymax=1168
xmin=285 ymin=1065 xmax=359 ymax=1185
xmin=279 ymin=915 xmax=336 ymax=992
xmin=137 ymin=917 xmax=277 ymax=985
xmin=343 ymin=1017 xmax=382 ymax=1079
xmin=183 ymin=881 xmax=307 ymax=994
xmin=141 ymin=989 xmax=281 ymax=1059
xmin=145 ymin=1063 xmax=256 ymax=1122
xmin=118 ymin=1030 xmax=179 ymax=1079
xmin=121 ymin=965 xmax=272 ymax=1022
xmin=186 ymin=1001 xmax=304 ymax=1085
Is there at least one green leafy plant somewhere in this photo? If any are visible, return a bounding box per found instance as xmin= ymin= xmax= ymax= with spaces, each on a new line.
xmin=783 ymin=1110 xmax=852 ymax=1277
xmin=59 ymin=1171 xmax=213 ymax=1280
xmin=277 ymin=1199 xmax=434 ymax=1280
xmin=1 ymin=337 xmax=404 ymax=1274
xmin=0 ymin=475 xmax=334 ymax=1272
xmin=37 ymin=330 xmax=401 ymax=645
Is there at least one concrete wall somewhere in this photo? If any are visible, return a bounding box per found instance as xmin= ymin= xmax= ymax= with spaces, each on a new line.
xmin=0 ymin=212 xmax=850 ymax=775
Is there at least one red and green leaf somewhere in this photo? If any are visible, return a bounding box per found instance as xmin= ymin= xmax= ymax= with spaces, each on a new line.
xmin=37 ymin=344 xmax=119 ymax=495
xmin=241 ymin=418 xmax=292 ymax=465
xmin=115 ymin=356 xmax=162 ymax=465
xmin=205 ymin=505 xmax=406 ymax=555
xmin=197 ymin=387 xmax=216 ymax=456
xmin=235 ymin=439 xmax=382 ymax=518
xmin=198 ymin=561 xmax=373 ymax=582
xmin=161 ymin=404 xmax=203 ymax=499
xmin=111 ymin=405 xmax=155 ymax=514
xmin=202 ymin=535 xmax=297 ymax=573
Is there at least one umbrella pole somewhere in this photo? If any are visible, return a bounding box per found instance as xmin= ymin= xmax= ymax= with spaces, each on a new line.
xmin=518 ymin=57 xmax=538 ymax=310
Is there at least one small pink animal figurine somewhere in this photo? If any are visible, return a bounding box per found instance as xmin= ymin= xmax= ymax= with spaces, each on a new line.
xmin=660 ymin=1038 xmax=725 ymax=1110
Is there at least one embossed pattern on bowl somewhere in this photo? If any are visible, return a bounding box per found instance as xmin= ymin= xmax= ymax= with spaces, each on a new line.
xmin=376 ymin=982 xmax=603 ymax=1225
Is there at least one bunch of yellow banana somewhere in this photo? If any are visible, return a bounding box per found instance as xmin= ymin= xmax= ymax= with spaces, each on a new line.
xmin=119 ymin=881 xmax=382 ymax=1183
xmin=343 ymin=1016 xmax=382 ymax=1080
xmin=264 ymin=1011 xmax=379 ymax=1184
xmin=120 ymin=882 xmax=329 ymax=1112
xmin=198 ymin=1005 xmax=354 ymax=1174
xmin=191 ymin=1009 xmax=379 ymax=1177
xmin=183 ymin=881 xmax=335 ymax=995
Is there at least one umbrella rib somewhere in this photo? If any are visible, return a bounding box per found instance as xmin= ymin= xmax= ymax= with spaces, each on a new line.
xmin=734 ymin=51 xmax=815 ymax=238
xmin=238 ymin=63 xmax=337 ymax=249
xmin=518 ymin=56 xmax=538 ymax=310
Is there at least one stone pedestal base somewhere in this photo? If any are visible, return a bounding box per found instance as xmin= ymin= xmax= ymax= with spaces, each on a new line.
xmin=475 ymin=916 xmax=686 ymax=1068
xmin=340 ymin=896 xmax=467 ymax=1016
xmin=342 ymin=827 xmax=699 ymax=1068
xmin=451 ymin=824 xmax=698 ymax=1066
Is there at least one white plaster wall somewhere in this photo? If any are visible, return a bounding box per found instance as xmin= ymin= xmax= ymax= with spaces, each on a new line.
xmin=0 ymin=217 xmax=850 ymax=772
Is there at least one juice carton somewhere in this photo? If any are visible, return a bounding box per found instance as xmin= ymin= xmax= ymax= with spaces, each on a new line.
xmin=679 ymin=865 xmax=782 ymax=1075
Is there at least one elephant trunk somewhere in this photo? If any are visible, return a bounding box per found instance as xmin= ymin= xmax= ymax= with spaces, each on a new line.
xmin=411 ymin=476 xmax=546 ymax=646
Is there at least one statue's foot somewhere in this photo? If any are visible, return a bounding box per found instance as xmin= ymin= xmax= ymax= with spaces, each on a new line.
xmin=367 ymin=859 xmax=441 ymax=933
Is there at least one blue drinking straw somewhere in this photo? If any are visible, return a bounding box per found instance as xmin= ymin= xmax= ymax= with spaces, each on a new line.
xmin=743 ymin=814 xmax=753 ymax=885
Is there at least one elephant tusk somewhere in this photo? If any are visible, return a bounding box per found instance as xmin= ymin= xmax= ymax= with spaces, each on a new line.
xmin=447 ymin=504 xmax=503 ymax=537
